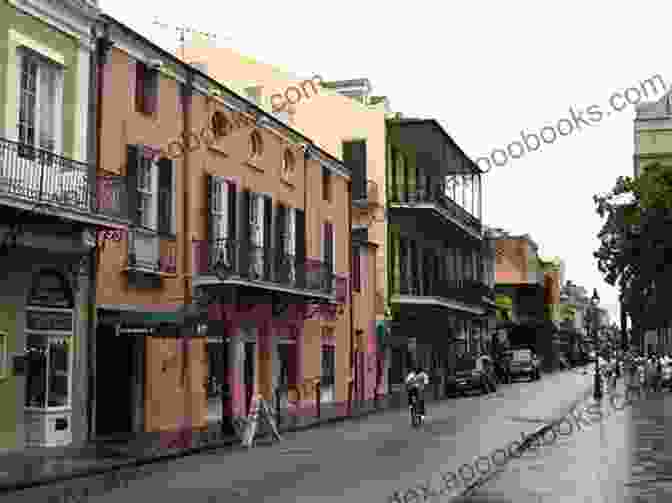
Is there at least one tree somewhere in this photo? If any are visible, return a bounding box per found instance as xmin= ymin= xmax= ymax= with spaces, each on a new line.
xmin=593 ymin=162 xmax=672 ymax=347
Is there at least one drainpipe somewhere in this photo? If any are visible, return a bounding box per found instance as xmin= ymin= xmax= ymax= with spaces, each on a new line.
xmin=180 ymin=68 xmax=194 ymax=446
xmin=86 ymin=20 xmax=110 ymax=442
xmin=348 ymin=179 xmax=355 ymax=410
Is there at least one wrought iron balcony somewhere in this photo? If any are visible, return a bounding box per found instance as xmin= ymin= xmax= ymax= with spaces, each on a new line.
xmin=193 ymin=238 xmax=336 ymax=296
xmin=0 ymin=137 xmax=128 ymax=221
xmin=396 ymin=275 xmax=491 ymax=307
xmin=390 ymin=184 xmax=481 ymax=236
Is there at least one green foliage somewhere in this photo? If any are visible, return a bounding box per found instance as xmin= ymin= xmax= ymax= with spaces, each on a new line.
xmin=593 ymin=163 xmax=672 ymax=329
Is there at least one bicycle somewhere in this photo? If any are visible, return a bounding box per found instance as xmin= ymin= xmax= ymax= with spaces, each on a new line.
xmin=409 ymin=391 xmax=423 ymax=428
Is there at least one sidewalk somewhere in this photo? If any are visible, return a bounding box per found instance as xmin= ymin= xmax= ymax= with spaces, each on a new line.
xmin=467 ymin=377 xmax=672 ymax=502
xmin=0 ymin=385 xmax=445 ymax=495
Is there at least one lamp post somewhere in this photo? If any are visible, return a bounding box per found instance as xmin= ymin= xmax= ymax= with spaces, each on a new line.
xmin=591 ymin=289 xmax=602 ymax=400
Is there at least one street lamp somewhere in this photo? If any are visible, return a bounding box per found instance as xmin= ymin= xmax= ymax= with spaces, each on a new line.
xmin=591 ymin=288 xmax=602 ymax=400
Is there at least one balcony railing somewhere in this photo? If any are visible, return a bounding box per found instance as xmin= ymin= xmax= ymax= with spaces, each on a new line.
xmin=390 ymin=185 xmax=481 ymax=235
xmin=193 ymin=238 xmax=336 ymax=295
xmin=396 ymin=276 xmax=492 ymax=307
xmin=0 ymin=137 xmax=127 ymax=220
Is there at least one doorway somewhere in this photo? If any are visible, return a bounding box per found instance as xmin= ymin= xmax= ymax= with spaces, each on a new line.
xmin=206 ymin=336 xmax=230 ymax=423
xmin=243 ymin=341 xmax=256 ymax=415
xmin=95 ymin=325 xmax=144 ymax=439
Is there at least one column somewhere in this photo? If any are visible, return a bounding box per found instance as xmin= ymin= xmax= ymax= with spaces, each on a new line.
xmin=293 ymin=323 xmax=304 ymax=405
xmin=225 ymin=326 xmax=244 ymax=418
xmin=258 ymin=319 xmax=273 ymax=403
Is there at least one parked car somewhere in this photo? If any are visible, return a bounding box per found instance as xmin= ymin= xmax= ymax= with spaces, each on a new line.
xmin=506 ymin=348 xmax=541 ymax=381
xmin=661 ymin=362 xmax=672 ymax=390
xmin=446 ymin=357 xmax=494 ymax=397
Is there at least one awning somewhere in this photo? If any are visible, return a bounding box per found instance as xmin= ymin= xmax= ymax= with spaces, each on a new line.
xmin=98 ymin=306 xmax=191 ymax=326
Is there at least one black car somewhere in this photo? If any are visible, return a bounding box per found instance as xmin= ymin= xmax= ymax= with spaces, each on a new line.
xmin=446 ymin=358 xmax=495 ymax=397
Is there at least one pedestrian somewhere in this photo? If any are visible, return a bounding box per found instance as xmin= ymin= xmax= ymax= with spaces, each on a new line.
xmin=624 ymin=354 xmax=642 ymax=401
xmin=646 ymin=355 xmax=660 ymax=396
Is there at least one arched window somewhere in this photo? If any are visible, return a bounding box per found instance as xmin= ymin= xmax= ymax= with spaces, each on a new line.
xmin=25 ymin=269 xmax=74 ymax=410
xmin=249 ymin=130 xmax=263 ymax=159
xmin=282 ymin=149 xmax=295 ymax=180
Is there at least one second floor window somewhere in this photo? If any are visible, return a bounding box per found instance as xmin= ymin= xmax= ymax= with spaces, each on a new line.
xmin=352 ymin=245 xmax=361 ymax=292
xmin=17 ymin=48 xmax=61 ymax=158
xmin=322 ymin=166 xmax=332 ymax=201
xmin=137 ymin=156 xmax=155 ymax=229
xmin=135 ymin=61 xmax=158 ymax=115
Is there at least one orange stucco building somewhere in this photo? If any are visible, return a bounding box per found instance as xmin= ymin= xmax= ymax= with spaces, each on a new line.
xmin=180 ymin=44 xmax=386 ymax=401
xmin=91 ymin=15 xmax=354 ymax=441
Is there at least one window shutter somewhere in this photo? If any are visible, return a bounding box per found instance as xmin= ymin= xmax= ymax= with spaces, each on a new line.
xmin=238 ymin=189 xmax=251 ymax=277
xmin=126 ymin=145 xmax=140 ymax=226
xmin=275 ymin=203 xmax=286 ymax=279
xmin=135 ymin=62 xmax=144 ymax=112
xmin=295 ymin=209 xmax=306 ymax=288
xmin=263 ymin=195 xmax=272 ymax=280
xmin=146 ymin=69 xmax=158 ymax=114
xmin=353 ymin=245 xmax=361 ymax=292
xmin=226 ymin=180 xmax=237 ymax=242
xmin=204 ymin=174 xmax=214 ymax=273
xmin=324 ymin=222 xmax=334 ymax=292
xmin=157 ymin=157 xmax=173 ymax=235
xmin=344 ymin=140 xmax=367 ymax=200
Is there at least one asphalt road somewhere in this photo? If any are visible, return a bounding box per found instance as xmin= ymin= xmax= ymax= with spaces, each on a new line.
xmin=470 ymin=379 xmax=672 ymax=503
xmin=14 ymin=369 xmax=594 ymax=503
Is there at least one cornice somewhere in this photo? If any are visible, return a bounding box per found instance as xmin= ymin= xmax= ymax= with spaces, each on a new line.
xmin=9 ymin=0 xmax=99 ymax=42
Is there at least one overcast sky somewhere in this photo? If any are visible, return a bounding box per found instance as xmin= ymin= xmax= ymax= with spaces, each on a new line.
xmin=100 ymin=0 xmax=672 ymax=325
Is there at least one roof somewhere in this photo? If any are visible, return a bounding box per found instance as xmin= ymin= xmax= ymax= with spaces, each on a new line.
xmin=100 ymin=14 xmax=347 ymax=176
xmin=386 ymin=118 xmax=483 ymax=174
xmin=321 ymin=78 xmax=372 ymax=90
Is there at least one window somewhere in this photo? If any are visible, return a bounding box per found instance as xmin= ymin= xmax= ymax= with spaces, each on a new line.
xmin=17 ymin=48 xmax=62 ymax=159
xmin=25 ymin=270 xmax=74 ymax=410
xmin=0 ymin=331 xmax=7 ymax=379
xmin=321 ymin=345 xmax=335 ymax=386
xmin=352 ymin=245 xmax=361 ymax=292
xmin=282 ymin=149 xmax=295 ymax=181
xmin=322 ymin=166 xmax=332 ymax=201
xmin=135 ymin=61 xmax=158 ymax=115
xmin=211 ymin=111 xmax=230 ymax=138
xmin=249 ymin=131 xmax=263 ymax=159
xmin=137 ymin=156 xmax=156 ymax=229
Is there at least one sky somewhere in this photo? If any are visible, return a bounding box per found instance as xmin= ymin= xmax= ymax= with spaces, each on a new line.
xmin=99 ymin=0 xmax=672 ymax=325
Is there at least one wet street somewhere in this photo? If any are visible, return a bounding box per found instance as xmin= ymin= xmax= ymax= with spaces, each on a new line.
xmin=470 ymin=378 xmax=672 ymax=502
xmin=7 ymin=369 xmax=592 ymax=502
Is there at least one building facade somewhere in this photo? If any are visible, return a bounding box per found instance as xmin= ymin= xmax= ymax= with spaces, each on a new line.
xmin=0 ymin=0 xmax=128 ymax=451
xmin=93 ymin=16 xmax=351 ymax=444
xmin=386 ymin=118 xmax=491 ymax=394
xmin=177 ymin=45 xmax=387 ymax=402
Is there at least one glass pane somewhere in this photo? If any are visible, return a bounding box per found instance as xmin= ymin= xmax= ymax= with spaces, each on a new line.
xmin=25 ymin=335 xmax=47 ymax=408
xmin=48 ymin=339 xmax=69 ymax=407
xmin=39 ymin=64 xmax=56 ymax=152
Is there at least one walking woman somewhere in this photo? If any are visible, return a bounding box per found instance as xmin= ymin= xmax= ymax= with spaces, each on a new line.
xmin=624 ymin=354 xmax=641 ymax=402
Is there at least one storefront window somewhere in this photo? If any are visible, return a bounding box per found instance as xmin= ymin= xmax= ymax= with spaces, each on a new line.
xmin=25 ymin=334 xmax=71 ymax=408
xmin=25 ymin=270 xmax=74 ymax=410
xmin=48 ymin=339 xmax=69 ymax=407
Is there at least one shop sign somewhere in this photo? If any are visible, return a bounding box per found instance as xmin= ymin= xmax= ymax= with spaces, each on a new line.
xmin=26 ymin=311 xmax=73 ymax=331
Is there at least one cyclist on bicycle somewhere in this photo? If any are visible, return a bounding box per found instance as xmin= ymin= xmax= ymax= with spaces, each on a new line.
xmin=405 ymin=366 xmax=430 ymax=420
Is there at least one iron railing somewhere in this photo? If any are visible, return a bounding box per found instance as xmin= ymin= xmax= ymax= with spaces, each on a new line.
xmin=193 ymin=238 xmax=336 ymax=295
xmin=0 ymin=137 xmax=127 ymax=220
xmin=396 ymin=276 xmax=492 ymax=307
xmin=390 ymin=184 xmax=481 ymax=235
